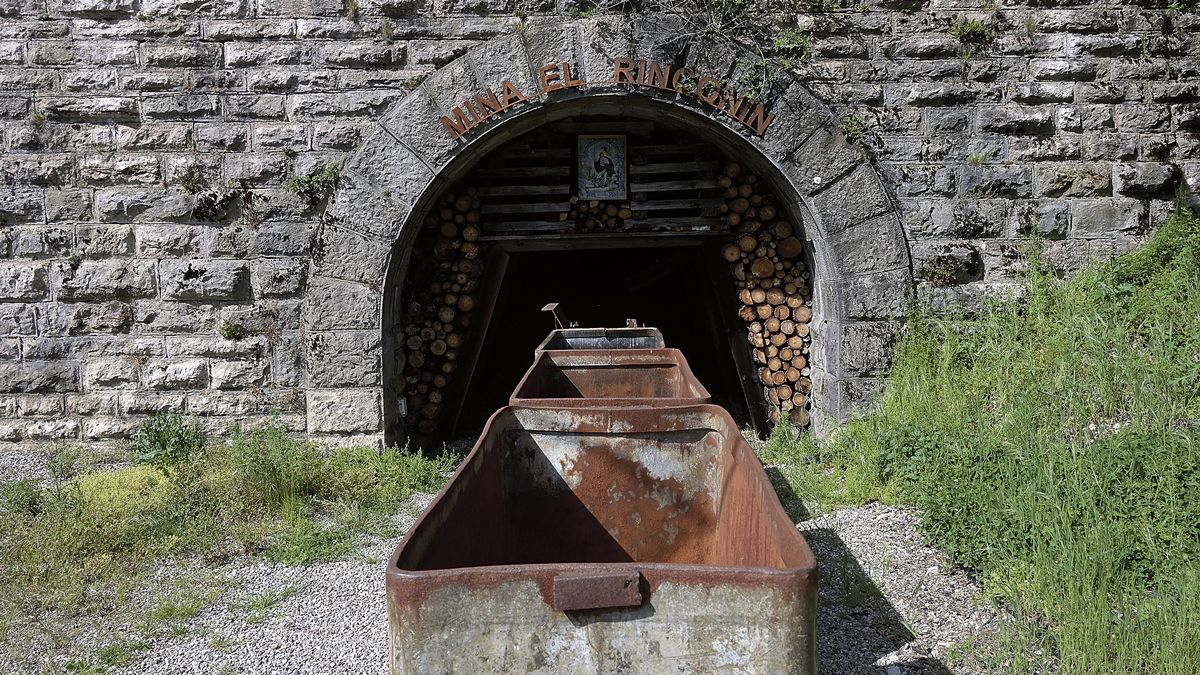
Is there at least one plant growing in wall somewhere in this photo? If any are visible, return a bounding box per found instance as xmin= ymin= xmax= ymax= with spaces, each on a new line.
xmin=949 ymin=19 xmax=995 ymax=46
xmin=178 ymin=165 xmax=209 ymax=195
xmin=839 ymin=113 xmax=866 ymax=145
xmin=286 ymin=164 xmax=342 ymax=207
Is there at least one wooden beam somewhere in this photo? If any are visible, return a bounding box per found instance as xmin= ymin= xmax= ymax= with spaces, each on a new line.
xmin=629 ymin=161 xmax=720 ymax=175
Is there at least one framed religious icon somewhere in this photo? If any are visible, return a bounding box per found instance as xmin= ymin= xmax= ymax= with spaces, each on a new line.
xmin=577 ymin=135 xmax=627 ymax=200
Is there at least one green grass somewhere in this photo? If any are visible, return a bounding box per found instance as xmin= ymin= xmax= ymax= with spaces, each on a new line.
xmin=0 ymin=419 xmax=457 ymax=669
xmin=777 ymin=206 xmax=1200 ymax=673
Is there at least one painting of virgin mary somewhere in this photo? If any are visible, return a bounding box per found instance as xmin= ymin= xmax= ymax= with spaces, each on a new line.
xmin=578 ymin=135 xmax=627 ymax=200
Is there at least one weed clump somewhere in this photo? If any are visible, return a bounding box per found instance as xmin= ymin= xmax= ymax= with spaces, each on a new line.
xmin=949 ymin=19 xmax=995 ymax=45
xmin=286 ymin=163 xmax=341 ymax=206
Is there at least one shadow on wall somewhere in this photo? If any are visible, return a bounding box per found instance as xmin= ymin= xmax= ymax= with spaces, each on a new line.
xmin=768 ymin=470 xmax=953 ymax=675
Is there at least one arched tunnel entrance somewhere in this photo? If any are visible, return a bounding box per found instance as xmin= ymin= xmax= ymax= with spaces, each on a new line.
xmin=387 ymin=113 xmax=817 ymax=447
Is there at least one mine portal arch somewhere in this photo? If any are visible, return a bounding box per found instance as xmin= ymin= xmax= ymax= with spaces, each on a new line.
xmin=311 ymin=16 xmax=912 ymax=446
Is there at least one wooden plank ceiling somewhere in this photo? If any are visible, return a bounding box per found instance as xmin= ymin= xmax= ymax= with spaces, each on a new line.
xmin=469 ymin=117 xmax=726 ymax=239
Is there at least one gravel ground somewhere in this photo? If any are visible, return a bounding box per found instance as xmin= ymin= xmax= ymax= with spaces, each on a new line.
xmin=3 ymin=448 xmax=1004 ymax=674
xmin=92 ymin=502 xmax=996 ymax=674
xmin=0 ymin=445 xmax=47 ymax=485
xmin=109 ymin=494 xmax=437 ymax=675
xmin=799 ymin=503 xmax=1001 ymax=674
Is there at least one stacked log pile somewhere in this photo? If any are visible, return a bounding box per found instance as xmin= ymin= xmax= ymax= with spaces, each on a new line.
xmin=400 ymin=188 xmax=487 ymax=439
xmin=567 ymin=197 xmax=633 ymax=232
xmin=717 ymin=163 xmax=814 ymax=428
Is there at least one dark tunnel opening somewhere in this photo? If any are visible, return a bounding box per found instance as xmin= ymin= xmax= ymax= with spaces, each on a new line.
xmin=454 ymin=245 xmax=751 ymax=435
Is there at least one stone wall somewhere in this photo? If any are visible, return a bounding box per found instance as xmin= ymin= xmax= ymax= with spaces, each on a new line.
xmin=0 ymin=0 xmax=1196 ymax=446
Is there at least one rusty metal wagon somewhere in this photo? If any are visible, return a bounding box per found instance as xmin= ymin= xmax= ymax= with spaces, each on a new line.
xmin=509 ymin=348 xmax=712 ymax=408
xmin=386 ymin=404 xmax=817 ymax=674
xmin=534 ymin=326 xmax=666 ymax=353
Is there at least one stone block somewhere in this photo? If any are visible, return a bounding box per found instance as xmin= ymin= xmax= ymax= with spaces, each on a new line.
xmin=43 ymin=189 xmax=91 ymax=222
xmin=44 ymin=301 xmax=134 ymax=336
xmin=142 ymin=358 xmax=208 ymax=390
xmin=16 ymin=395 xmax=64 ymax=417
xmin=166 ymin=335 xmax=265 ymax=359
xmin=1009 ymin=82 xmax=1075 ymax=104
xmin=78 ymin=224 xmax=135 ymax=257
xmin=223 ymin=153 xmax=289 ymax=184
xmin=809 ymin=163 xmax=892 ymax=237
xmin=304 ymin=331 xmax=381 ymax=388
xmin=210 ymin=360 xmax=267 ymax=389
xmin=0 ymin=362 xmax=78 ymax=393
xmin=132 ymin=301 xmax=219 ymax=334
xmin=160 ymin=260 xmax=251 ymax=301
xmin=83 ymin=416 xmax=142 ymax=440
xmin=116 ymin=124 xmax=193 ymax=151
xmin=978 ymin=106 xmax=1055 ymax=135
xmin=84 ymin=357 xmax=139 ymax=389
xmin=254 ymin=258 xmax=308 ymax=297
xmin=958 ymin=165 xmax=1032 ymax=198
xmin=305 ymin=277 xmax=380 ymax=330
xmin=0 ymin=154 xmax=74 ymax=186
xmin=142 ymin=94 xmax=221 ymax=120
xmin=142 ymin=42 xmax=221 ymax=67
xmin=835 ymin=268 xmax=910 ymax=321
xmin=120 ymin=71 xmax=188 ymax=92
xmin=827 ymin=212 xmax=909 ymax=278
xmin=313 ymin=224 xmax=390 ymax=285
xmin=121 ymin=392 xmax=186 ymax=414
xmin=56 ymin=259 xmax=157 ymax=300
xmin=1029 ymin=59 xmax=1097 ymax=81
xmin=308 ymin=389 xmax=381 ymax=434
xmin=221 ymin=299 xmax=301 ymax=333
xmin=1071 ymin=198 xmax=1144 ymax=237
xmin=78 ymin=154 xmax=161 ymax=186
xmin=914 ymin=242 xmax=983 ymax=285
xmin=40 ymin=96 xmax=139 ymax=121
xmin=10 ymin=225 xmax=72 ymax=259
xmin=25 ymin=419 xmax=80 ymax=440
xmin=68 ymin=393 xmax=120 ymax=415
xmin=96 ymin=189 xmax=193 ymax=223
xmin=226 ymin=94 xmax=287 ymax=120
xmin=1112 ymin=163 xmax=1180 ymax=199
xmin=886 ymin=83 xmax=978 ymax=107
xmin=839 ymin=322 xmax=897 ymax=377
xmin=253 ymin=123 xmax=311 ymax=152
xmin=225 ymin=41 xmax=303 ymax=67
xmin=320 ymin=42 xmax=399 ymax=68
xmin=194 ymin=124 xmax=249 ymax=151
xmin=1034 ymin=163 xmax=1111 ymax=197
xmin=136 ymin=224 xmax=212 ymax=257
xmin=30 ymin=40 xmax=138 ymax=66
xmin=0 ymin=304 xmax=36 ymax=336
xmin=0 ymin=262 xmax=49 ymax=301
xmin=1012 ymin=199 xmax=1070 ymax=239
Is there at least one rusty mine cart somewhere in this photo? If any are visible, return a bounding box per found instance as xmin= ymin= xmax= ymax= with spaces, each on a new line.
xmin=386 ymin=327 xmax=818 ymax=674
